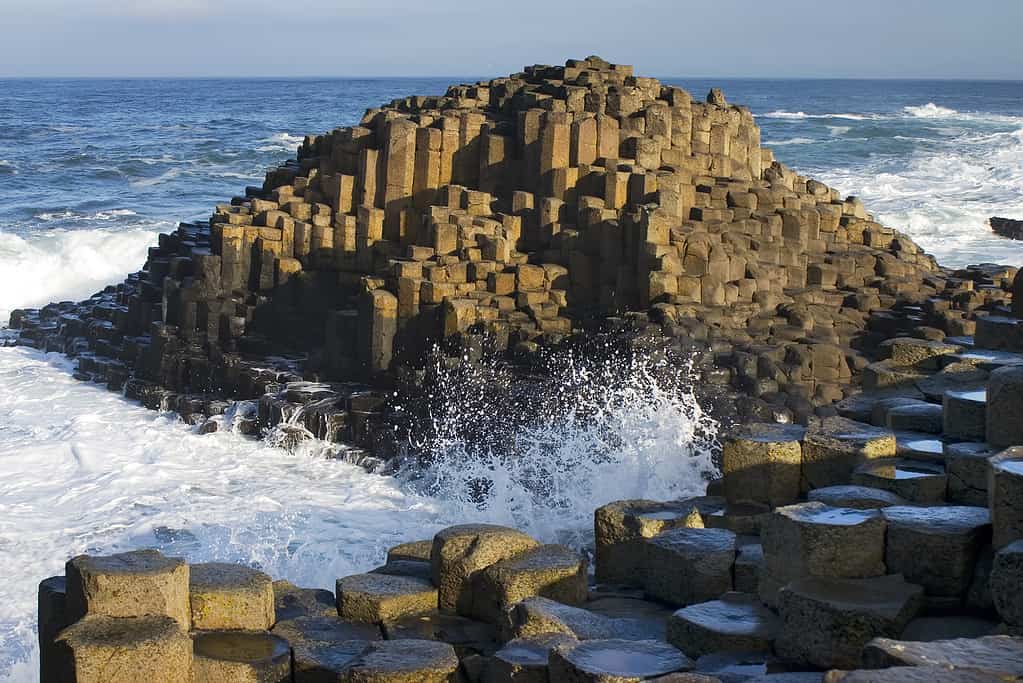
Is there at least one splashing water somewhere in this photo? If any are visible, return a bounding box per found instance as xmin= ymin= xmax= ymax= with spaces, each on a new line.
xmin=398 ymin=344 xmax=720 ymax=545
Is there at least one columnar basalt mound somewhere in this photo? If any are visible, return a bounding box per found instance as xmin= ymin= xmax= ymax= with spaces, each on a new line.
xmin=8 ymin=56 xmax=1018 ymax=458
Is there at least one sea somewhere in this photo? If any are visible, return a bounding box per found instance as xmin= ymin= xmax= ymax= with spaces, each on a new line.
xmin=0 ymin=76 xmax=1021 ymax=680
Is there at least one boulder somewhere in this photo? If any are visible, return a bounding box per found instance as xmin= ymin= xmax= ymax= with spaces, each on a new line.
xmin=192 ymin=631 xmax=291 ymax=682
xmin=52 ymin=615 xmax=191 ymax=682
xmin=467 ymin=544 xmax=587 ymax=624
xmin=862 ymin=634 xmax=1023 ymax=679
xmin=642 ymin=528 xmax=736 ymax=606
xmin=881 ymin=505 xmax=991 ymax=596
xmin=594 ymin=499 xmax=713 ymax=586
xmin=987 ymin=366 xmax=1023 ymax=448
xmin=990 ymin=216 xmax=1023 ymax=240
xmin=807 ymin=485 xmax=907 ymax=509
xmin=879 ymin=337 xmax=961 ymax=370
xmin=801 ymin=417 xmax=896 ymax=492
xmin=64 ymin=549 xmax=190 ymax=628
xmin=945 ymin=442 xmax=998 ymax=506
xmin=272 ymin=579 xmax=337 ymax=621
xmin=666 ymin=592 xmax=780 ymax=658
xmin=484 ymin=633 xmax=578 ymax=683
xmin=549 ymin=639 xmax=693 ymax=682
xmin=943 ymin=388 xmax=987 ymax=441
xmin=761 ymin=502 xmax=886 ymax=590
xmin=342 ymin=639 xmax=459 ymax=682
xmin=851 ymin=459 xmax=947 ymax=504
xmin=189 ymin=562 xmax=275 ymax=631
xmin=721 ymin=423 xmax=805 ymax=507
xmin=990 ymin=539 xmax=1023 ymax=628
xmin=431 ymin=524 xmax=539 ymax=614
xmin=990 ymin=447 xmax=1023 ymax=548
xmin=336 ymin=572 xmax=438 ymax=623
xmin=774 ymin=574 xmax=923 ymax=669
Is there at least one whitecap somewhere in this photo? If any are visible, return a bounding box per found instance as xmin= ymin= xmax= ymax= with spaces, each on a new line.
xmin=903 ymin=102 xmax=959 ymax=118
xmin=0 ymin=160 xmax=15 ymax=174
xmin=130 ymin=167 xmax=182 ymax=187
xmin=827 ymin=126 xmax=851 ymax=136
xmin=257 ymin=132 xmax=305 ymax=153
xmin=765 ymin=137 xmax=817 ymax=146
xmin=0 ymin=224 xmax=169 ymax=324
xmin=761 ymin=110 xmax=871 ymax=121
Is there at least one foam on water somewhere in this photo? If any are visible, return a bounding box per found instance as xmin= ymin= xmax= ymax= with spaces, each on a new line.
xmin=256 ymin=132 xmax=305 ymax=153
xmin=0 ymin=225 xmax=167 ymax=325
xmin=0 ymin=336 xmax=716 ymax=680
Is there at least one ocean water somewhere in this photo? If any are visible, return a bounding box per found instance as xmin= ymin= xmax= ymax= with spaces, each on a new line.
xmin=0 ymin=76 xmax=1021 ymax=680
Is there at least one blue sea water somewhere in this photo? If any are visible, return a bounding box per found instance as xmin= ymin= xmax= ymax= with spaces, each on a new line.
xmin=1 ymin=77 xmax=1022 ymax=325
xmin=0 ymin=76 xmax=1022 ymax=681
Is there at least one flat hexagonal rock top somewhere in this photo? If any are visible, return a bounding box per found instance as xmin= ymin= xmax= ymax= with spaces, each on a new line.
xmin=192 ymin=630 xmax=289 ymax=664
xmin=191 ymin=562 xmax=271 ymax=591
xmin=505 ymin=596 xmax=664 ymax=642
xmin=727 ymin=423 xmax=806 ymax=444
xmin=827 ymin=666 xmax=1005 ymax=683
xmin=344 ymin=638 xmax=458 ymax=677
xmin=881 ymin=505 xmax=990 ymax=535
xmin=273 ymin=579 xmax=336 ymax=621
xmin=493 ymin=633 xmax=579 ymax=668
xmin=646 ymin=527 xmax=737 ymax=555
xmin=70 ymin=549 xmax=184 ymax=576
xmin=387 ymin=539 xmax=433 ymax=562
xmin=775 ymin=501 xmax=882 ymax=528
xmin=272 ymin=614 xmax=382 ymax=645
xmin=862 ymin=634 xmax=1023 ymax=677
xmin=551 ymin=638 xmax=692 ymax=679
xmin=807 ymin=485 xmax=907 ymax=509
xmin=57 ymin=613 xmax=185 ymax=649
xmin=783 ymin=574 xmax=923 ymax=620
xmin=672 ymin=592 xmax=780 ymax=640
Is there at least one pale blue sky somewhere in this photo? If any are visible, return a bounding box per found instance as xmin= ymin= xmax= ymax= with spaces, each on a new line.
xmin=2 ymin=0 xmax=1021 ymax=79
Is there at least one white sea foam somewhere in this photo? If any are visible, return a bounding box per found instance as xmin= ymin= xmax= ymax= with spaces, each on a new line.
xmin=0 ymin=339 xmax=717 ymax=680
xmin=130 ymin=167 xmax=183 ymax=187
xmin=827 ymin=125 xmax=852 ymax=136
xmin=903 ymin=102 xmax=959 ymax=118
xmin=764 ymin=137 xmax=817 ymax=146
xmin=256 ymin=132 xmax=305 ymax=153
xmin=0 ymin=160 xmax=15 ymax=174
xmin=814 ymin=125 xmax=1023 ymax=267
xmin=34 ymin=208 xmax=138 ymax=222
xmin=0 ymin=225 xmax=167 ymax=324
xmin=761 ymin=110 xmax=871 ymax=121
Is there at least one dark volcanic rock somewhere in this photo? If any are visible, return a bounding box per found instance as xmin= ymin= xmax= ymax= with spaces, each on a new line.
xmin=991 ymin=216 xmax=1023 ymax=240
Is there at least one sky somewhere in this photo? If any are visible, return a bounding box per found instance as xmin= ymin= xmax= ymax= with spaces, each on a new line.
xmin=1 ymin=0 xmax=1021 ymax=79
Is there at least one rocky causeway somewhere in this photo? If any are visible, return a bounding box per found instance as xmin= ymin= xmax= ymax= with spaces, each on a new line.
xmin=9 ymin=56 xmax=1023 ymax=681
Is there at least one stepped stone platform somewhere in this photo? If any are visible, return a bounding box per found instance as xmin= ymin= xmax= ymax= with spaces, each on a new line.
xmin=6 ymin=56 xmax=1022 ymax=465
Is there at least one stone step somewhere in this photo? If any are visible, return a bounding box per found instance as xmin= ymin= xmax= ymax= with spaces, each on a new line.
xmin=548 ymin=638 xmax=693 ymax=682
xmin=667 ymin=592 xmax=780 ymax=659
xmin=192 ymin=631 xmax=290 ymax=683
xmin=851 ymin=458 xmax=947 ymax=504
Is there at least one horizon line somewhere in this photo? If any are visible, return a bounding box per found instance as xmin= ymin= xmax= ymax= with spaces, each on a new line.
xmin=1 ymin=74 xmax=1022 ymax=84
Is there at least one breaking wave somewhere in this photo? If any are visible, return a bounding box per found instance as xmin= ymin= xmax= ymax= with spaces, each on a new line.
xmin=398 ymin=346 xmax=720 ymax=545
xmin=256 ymin=132 xmax=305 ymax=153
xmin=0 ymin=225 xmax=168 ymax=325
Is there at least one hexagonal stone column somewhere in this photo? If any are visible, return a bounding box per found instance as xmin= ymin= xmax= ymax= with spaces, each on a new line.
xmin=53 ymin=615 xmax=191 ymax=682
xmin=272 ymin=579 xmax=336 ymax=621
xmin=467 ymin=544 xmax=587 ymax=624
xmin=775 ymin=574 xmax=924 ymax=669
xmin=342 ymin=639 xmax=458 ymax=682
xmin=990 ymin=447 xmax=1023 ymax=549
xmin=945 ymin=442 xmax=998 ymax=506
xmin=65 ymin=549 xmax=190 ymax=628
xmin=189 ymin=562 xmax=275 ymax=631
xmin=801 ymin=416 xmax=896 ymax=492
xmin=192 ymin=631 xmax=290 ymax=682
xmin=881 ymin=505 xmax=991 ymax=596
xmin=944 ymin=388 xmax=987 ymax=441
xmin=503 ymin=596 xmax=660 ymax=642
xmin=642 ymin=528 xmax=736 ymax=606
xmin=431 ymin=524 xmax=539 ymax=614
xmin=761 ymin=502 xmax=886 ymax=590
xmin=666 ymin=592 xmax=780 ymax=658
xmin=987 ymin=366 xmax=1023 ymax=448
xmin=852 ymin=458 xmax=947 ymax=504
xmin=990 ymin=539 xmax=1023 ymax=629
xmin=807 ymin=485 xmax=907 ymax=509
xmin=594 ymin=498 xmax=713 ymax=586
xmin=863 ymin=634 xmax=1023 ymax=679
xmin=336 ymin=573 xmax=438 ymax=623
xmin=38 ymin=576 xmax=70 ymax=683
xmin=487 ymin=633 xmax=578 ymax=682
xmin=270 ymin=614 xmax=379 ymax=680
xmin=721 ymin=423 xmax=804 ymax=507
xmin=548 ymin=639 xmax=693 ymax=682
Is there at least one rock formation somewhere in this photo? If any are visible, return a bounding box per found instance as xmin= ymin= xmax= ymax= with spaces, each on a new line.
xmin=991 ymin=216 xmax=1023 ymax=240
xmin=10 ymin=56 xmax=1018 ymax=459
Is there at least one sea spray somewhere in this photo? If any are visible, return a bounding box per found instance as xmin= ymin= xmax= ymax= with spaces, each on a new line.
xmin=396 ymin=342 xmax=720 ymax=546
